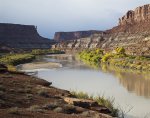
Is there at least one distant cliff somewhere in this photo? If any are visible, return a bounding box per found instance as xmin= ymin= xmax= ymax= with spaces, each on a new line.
xmin=0 ymin=23 xmax=55 ymax=49
xmin=108 ymin=4 xmax=150 ymax=34
xmin=54 ymin=30 xmax=103 ymax=41
xmin=119 ymin=4 xmax=150 ymax=26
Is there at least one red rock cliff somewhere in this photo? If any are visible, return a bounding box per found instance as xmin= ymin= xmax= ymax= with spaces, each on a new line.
xmin=0 ymin=23 xmax=55 ymax=49
xmin=119 ymin=4 xmax=150 ymax=25
xmin=54 ymin=4 xmax=150 ymax=56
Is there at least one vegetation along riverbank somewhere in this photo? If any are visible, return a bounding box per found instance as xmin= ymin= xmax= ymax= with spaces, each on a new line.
xmin=78 ymin=47 xmax=150 ymax=71
xmin=0 ymin=49 xmax=64 ymax=71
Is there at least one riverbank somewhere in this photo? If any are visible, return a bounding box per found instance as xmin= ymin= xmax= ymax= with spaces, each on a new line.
xmin=0 ymin=51 xmax=119 ymax=118
xmin=78 ymin=48 xmax=150 ymax=71
xmin=20 ymin=62 xmax=62 ymax=70
xmin=0 ymin=49 xmax=64 ymax=71
xmin=0 ymin=70 xmax=116 ymax=118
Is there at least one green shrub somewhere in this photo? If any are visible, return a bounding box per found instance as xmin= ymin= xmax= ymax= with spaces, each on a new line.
xmin=95 ymin=49 xmax=103 ymax=55
xmin=115 ymin=47 xmax=125 ymax=55
xmin=31 ymin=49 xmax=64 ymax=55
xmin=78 ymin=48 xmax=150 ymax=71
xmin=0 ymin=54 xmax=35 ymax=66
xmin=78 ymin=49 xmax=103 ymax=64
xmin=101 ymin=53 xmax=113 ymax=63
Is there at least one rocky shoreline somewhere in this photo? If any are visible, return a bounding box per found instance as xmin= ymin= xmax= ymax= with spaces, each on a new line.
xmin=0 ymin=68 xmax=114 ymax=118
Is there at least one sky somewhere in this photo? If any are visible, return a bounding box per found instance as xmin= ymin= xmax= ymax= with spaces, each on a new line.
xmin=0 ymin=0 xmax=150 ymax=39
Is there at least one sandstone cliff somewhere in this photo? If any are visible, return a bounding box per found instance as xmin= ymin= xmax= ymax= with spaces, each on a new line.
xmin=119 ymin=4 xmax=150 ymax=26
xmin=54 ymin=30 xmax=103 ymax=41
xmin=53 ymin=4 xmax=150 ymax=56
xmin=0 ymin=23 xmax=55 ymax=49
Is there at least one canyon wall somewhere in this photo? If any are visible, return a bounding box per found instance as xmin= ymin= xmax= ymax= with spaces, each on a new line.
xmin=54 ymin=30 xmax=103 ymax=41
xmin=119 ymin=4 xmax=150 ymax=26
xmin=53 ymin=4 xmax=150 ymax=56
xmin=0 ymin=23 xmax=55 ymax=50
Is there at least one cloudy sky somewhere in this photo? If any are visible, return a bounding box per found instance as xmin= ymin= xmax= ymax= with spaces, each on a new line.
xmin=0 ymin=0 xmax=149 ymax=38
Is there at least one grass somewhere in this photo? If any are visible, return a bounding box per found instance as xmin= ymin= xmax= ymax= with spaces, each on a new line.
xmin=70 ymin=91 xmax=119 ymax=117
xmin=71 ymin=91 xmax=93 ymax=99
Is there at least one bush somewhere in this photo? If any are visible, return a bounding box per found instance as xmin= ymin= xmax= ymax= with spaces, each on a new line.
xmin=101 ymin=53 xmax=113 ymax=63
xmin=78 ymin=48 xmax=150 ymax=71
xmin=31 ymin=49 xmax=64 ymax=55
xmin=115 ymin=47 xmax=125 ymax=55
xmin=0 ymin=54 xmax=35 ymax=66
xmin=78 ymin=49 xmax=103 ymax=64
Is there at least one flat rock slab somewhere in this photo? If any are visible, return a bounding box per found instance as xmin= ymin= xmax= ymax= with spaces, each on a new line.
xmin=64 ymin=97 xmax=111 ymax=114
xmin=64 ymin=97 xmax=98 ymax=108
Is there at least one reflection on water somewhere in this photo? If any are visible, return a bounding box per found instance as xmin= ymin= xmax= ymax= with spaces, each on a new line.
xmin=118 ymin=73 xmax=150 ymax=98
xmin=100 ymin=65 xmax=150 ymax=98
xmin=20 ymin=54 xmax=150 ymax=118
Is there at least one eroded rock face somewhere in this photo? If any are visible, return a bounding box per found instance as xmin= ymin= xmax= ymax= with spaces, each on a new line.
xmin=53 ymin=33 xmax=106 ymax=51
xmin=54 ymin=30 xmax=103 ymax=41
xmin=0 ymin=23 xmax=56 ymax=49
xmin=119 ymin=4 xmax=150 ymax=25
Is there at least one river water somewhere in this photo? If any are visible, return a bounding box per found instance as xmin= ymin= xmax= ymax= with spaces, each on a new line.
xmin=19 ymin=54 xmax=150 ymax=118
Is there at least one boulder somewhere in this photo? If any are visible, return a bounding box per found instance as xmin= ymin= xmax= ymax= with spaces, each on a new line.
xmin=64 ymin=97 xmax=98 ymax=108
xmin=64 ymin=97 xmax=111 ymax=114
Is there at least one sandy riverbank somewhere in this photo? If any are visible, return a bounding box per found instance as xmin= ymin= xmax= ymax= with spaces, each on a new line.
xmin=19 ymin=62 xmax=62 ymax=70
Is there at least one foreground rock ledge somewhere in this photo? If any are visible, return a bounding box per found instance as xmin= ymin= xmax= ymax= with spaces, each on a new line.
xmin=0 ymin=71 xmax=113 ymax=118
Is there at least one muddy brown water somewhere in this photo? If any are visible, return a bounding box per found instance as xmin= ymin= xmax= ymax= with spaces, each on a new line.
xmin=19 ymin=54 xmax=150 ymax=118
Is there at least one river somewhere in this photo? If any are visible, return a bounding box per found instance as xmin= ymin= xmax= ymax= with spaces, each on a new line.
xmin=19 ymin=54 xmax=150 ymax=118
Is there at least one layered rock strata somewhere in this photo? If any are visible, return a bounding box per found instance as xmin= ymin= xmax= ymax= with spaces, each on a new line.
xmin=54 ymin=30 xmax=103 ymax=41
xmin=119 ymin=4 xmax=150 ymax=25
xmin=0 ymin=23 xmax=55 ymax=49
xmin=53 ymin=4 xmax=150 ymax=56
